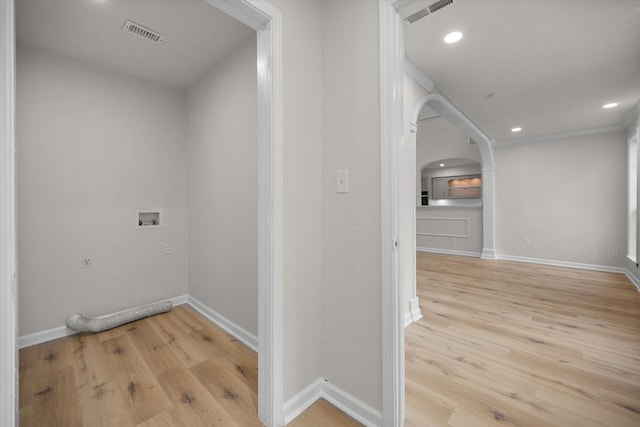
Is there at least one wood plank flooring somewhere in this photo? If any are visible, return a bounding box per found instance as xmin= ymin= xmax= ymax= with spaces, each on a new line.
xmin=19 ymin=304 xmax=359 ymax=426
xmin=22 ymin=253 xmax=640 ymax=426
xmin=406 ymin=252 xmax=640 ymax=427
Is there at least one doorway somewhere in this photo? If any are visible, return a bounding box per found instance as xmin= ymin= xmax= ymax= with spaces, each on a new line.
xmin=0 ymin=0 xmax=283 ymax=425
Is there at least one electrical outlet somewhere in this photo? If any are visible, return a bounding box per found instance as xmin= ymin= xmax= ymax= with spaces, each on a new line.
xmin=611 ymin=248 xmax=619 ymax=257
xmin=523 ymin=237 xmax=530 ymax=246
xmin=81 ymin=256 xmax=93 ymax=269
xmin=164 ymin=243 xmax=173 ymax=255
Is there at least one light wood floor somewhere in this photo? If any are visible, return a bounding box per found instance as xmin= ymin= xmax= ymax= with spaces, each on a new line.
xmin=406 ymin=252 xmax=640 ymax=427
xmin=19 ymin=304 xmax=360 ymax=426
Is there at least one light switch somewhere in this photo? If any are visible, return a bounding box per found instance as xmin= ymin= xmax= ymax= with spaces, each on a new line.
xmin=337 ymin=169 xmax=349 ymax=193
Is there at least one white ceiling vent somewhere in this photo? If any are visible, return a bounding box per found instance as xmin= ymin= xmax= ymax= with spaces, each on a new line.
xmin=122 ymin=20 xmax=165 ymax=44
xmin=404 ymin=0 xmax=454 ymax=24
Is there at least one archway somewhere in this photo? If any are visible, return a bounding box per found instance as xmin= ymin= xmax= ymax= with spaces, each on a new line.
xmin=412 ymin=93 xmax=495 ymax=258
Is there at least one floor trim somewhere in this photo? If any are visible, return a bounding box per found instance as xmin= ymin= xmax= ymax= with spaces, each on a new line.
xmin=283 ymin=377 xmax=382 ymax=427
xmin=418 ymin=250 xmax=639 ymax=293
xmin=496 ymin=254 xmax=626 ymax=274
xmin=19 ymin=295 xmax=189 ymax=349
xmin=624 ymin=269 xmax=640 ymax=292
xmin=187 ymin=295 xmax=258 ymax=352
xmin=17 ymin=295 xmax=261 ymax=354
xmin=417 ymin=246 xmax=482 ymax=258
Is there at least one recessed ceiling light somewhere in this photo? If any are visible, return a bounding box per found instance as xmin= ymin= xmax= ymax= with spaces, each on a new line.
xmin=444 ymin=31 xmax=463 ymax=44
xmin=602 ymin=102 xmax=619 ymax=109
xmin=440 ymin=163 xmax=445 ymax=167
xmin=511 ymin=127 xmax=522 ymax=132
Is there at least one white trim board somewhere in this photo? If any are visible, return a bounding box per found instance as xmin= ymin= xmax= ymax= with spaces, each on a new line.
xmin=404 ymin=297 xmax=423 ymax=328
xmin=188 ymin=295 xmax=258 ymax=352
xmin=283 ymin=377 xmax=382 ymax=427
xmin=498 ymin=254 xmax=640 ymax=294
xmin=624 ymin=270 xmax=640 ymax=292
xmin=404 ymin=59 xmax=434 ymax=93
xmin=417 ymin=246 xmax=481 ymax=258
xmin=494 ymin=124 xmax=626 ymax=147
xmin=0 ymin=0 xmax=17 ymax=424
xmin=17 ymin=294 xmax=260 ymax=354
xmin=419 ymin=248 xmax=630 ymax=275
xmin=419 ymin=250 xmax=640 ymax=292
xmin=379 ymin=1 xmax=405 ymax=425
xmin=416 ymin=217 xmax=470 ymax=238
xmin=18 ymin=295 xmax=190 ymax=349
xmin=496 ymin=254 xmax=627 ymax=274
xmin=203 ymin=2 xmax=284 ymax=425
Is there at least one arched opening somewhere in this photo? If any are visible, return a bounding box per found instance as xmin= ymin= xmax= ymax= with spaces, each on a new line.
xmin=401 ymin=91 xmax=496 ymax=328
xmin=413 ymin=93 xmax=495 ymax=258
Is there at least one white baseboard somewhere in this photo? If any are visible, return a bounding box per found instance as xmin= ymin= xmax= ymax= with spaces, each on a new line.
xmin=404 ymin=297 xmax=423 ymax=327
xmin=18 ymin=294 xmax=259 ymax=353
xmin=481 ymin=247 xmax=497 ymax=259
xmin=417 ymin=249 xmax=640 ymax=293
xmin=284 ymin=377 xmax=382 ymax=427
xmin=323 ymin=380 xmax=382 ymax=427
xmin=283 ymin=378 xmax=324 ymax=424
xmin=417 ymin=246 xmax=481 ymax=258
xmin=409 ymin=297 xmax=422 ymax=323
xmin=18 ymin=294 xmax=189 ymax=349
xmin=496 ymin=254 xmax=627 ymax=274
xmin=624 ymin=270 xmax=640 ymax=292
xmin=187 ymin=295 xmax=258 ymax=353
xmin=18 ymin=324 xmax=76 ymax=349
xmin=404 ymin=312 xmax=413 ymax=327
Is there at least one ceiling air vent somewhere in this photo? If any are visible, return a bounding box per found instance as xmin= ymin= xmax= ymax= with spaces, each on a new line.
xmin=404 ymin=0 xmax=454 ymax=24
xmin=405 ymin=7 xmax=430 ymax=24
xmin=428 ymin=0 xmax=453 ymax=14
xmin=122 ymin=20 xmax=165 ymax=44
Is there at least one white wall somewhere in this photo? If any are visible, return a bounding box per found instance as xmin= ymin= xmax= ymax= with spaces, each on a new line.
xmin=416 ymin=207 xmax=482 ymax=255
xmin=268 ymin=0 xmax=324 ymax=402
xmin=187 ymin=35 xmax=258 ymax=336
xmin=495 ymin=131 xmax=627 ymax=267
xmin=321 ymin=0 xmax=382 ymax=411
xmin=416 ymin=116 xmax=482 ymax=172
xmin=17 ymin=45 xmax=189 ymax=335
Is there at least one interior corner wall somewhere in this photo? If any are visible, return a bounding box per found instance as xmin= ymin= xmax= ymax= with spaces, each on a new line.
xmin=495 ymin=130 xmax=627 ymax=267
xmin=186 ymin=35 xmax=258 ymax=336
xmin=268 ymin=0 xmax=324 ymax=402
xmin=321 ymin=0 xmax=382 ymax=411
xmin=17 ymin=45 xmax=189 ymax=335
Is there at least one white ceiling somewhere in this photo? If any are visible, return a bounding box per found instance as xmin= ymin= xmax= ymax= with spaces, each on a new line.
xmin=16 ymin=0 xmax=254 ymax=89
xmin=404 ymin=0 xmax=640 ymax=144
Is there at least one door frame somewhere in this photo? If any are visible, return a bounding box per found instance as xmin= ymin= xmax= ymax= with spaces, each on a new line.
xmin=1 ymin=1 xmax=284 ymax=425
xmin=0 ymin=1 xmax=18 ymax=425
xmin=379 ymin=1 xmax=405 ymax=425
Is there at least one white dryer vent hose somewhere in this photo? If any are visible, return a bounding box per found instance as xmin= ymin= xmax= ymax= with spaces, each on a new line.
xmin=66 ymin=301 xmax=173 ymax=333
